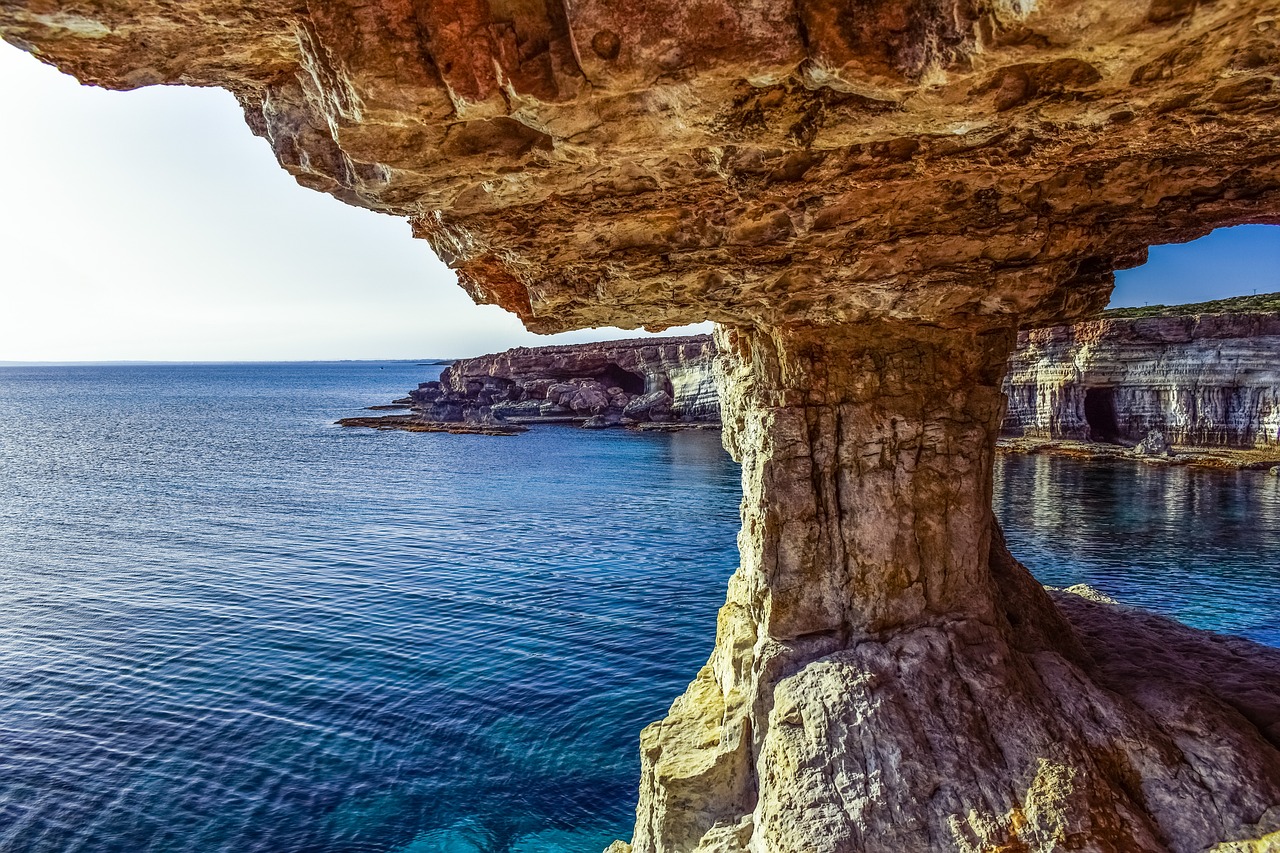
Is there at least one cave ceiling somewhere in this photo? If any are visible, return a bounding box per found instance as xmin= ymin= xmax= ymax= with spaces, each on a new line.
xmin=3 ymin=0 xmax=1279 ymax=332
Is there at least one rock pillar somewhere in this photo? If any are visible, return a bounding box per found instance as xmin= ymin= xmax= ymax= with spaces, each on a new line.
xmin=624 ymin=321 xmax=1280 ymax=853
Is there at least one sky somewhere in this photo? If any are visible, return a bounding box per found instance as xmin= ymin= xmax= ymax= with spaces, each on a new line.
xmin=1 ymin=40 xmax=1278 ymax=362
xmin=1108 ymin=225 xmax=1280 ymax=309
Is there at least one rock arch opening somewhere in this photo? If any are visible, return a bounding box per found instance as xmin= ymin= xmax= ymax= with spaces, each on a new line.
xmin=599 ymin=363 xmax=645 ymax=395
xmin=1108 ymin=225 xmax=1280 ymax=312
xmin=1083 ymin=386 xmax=1121 ymax=443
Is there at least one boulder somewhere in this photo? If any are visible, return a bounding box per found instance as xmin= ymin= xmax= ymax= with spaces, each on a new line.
xmin=622 ymin=391 xmax=674 ymax=423
xmin=1134 ymin=429 xmax=1174 ymax=457
xmin=568 ymin=386 xmax=610 ymax=414
xmin=489 ymin=400 xmax=545 ymax=420
xmin=538 ymin=401 xmax=571 ymax=417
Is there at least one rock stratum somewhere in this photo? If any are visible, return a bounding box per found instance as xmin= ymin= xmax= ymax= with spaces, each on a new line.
xmin=1005 ymin=309 xmax=1280 ymax=448
xmin=6 ymin=1 xmax=1280 ymax=850
xmin=378 ymin=297 xmax=1280 ymax=456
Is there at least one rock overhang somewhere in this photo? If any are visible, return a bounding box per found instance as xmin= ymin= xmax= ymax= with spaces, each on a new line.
xmin=8 ymin=5 xmax=1280 ymax=850
xmin=3 ymin=0 xmax=1279 ymax=334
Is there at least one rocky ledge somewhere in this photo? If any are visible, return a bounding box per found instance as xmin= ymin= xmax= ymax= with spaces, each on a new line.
xmin=998 ymin=436 xmax=1280 ymax=472
xmin=335 ymin=414 xmax=527 ymax=436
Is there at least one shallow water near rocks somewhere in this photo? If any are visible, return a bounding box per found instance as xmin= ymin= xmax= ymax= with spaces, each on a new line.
xmin=0 ymin=362 xmax=1276 ymax=853
xmin=995 ymin=452 xmax=1280 ymax=647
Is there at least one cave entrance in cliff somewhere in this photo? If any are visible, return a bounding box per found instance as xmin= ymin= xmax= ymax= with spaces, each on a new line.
xmin=1084 ymin=387 xmax=1122 ymax=443
xmin=600 ymin=364 xmax=645 ymax=395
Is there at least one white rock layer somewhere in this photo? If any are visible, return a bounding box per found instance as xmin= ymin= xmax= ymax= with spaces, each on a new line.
xmin=1004 ymin=314 xmax=1280 ymax=447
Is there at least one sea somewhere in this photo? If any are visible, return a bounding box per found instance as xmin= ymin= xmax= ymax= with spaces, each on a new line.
xmin=0 ymin=361 xmax=1276 ymax=853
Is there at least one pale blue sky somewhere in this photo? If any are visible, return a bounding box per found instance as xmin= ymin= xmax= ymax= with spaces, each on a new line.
xmin=0 ymin=43 xmax=707 ymax=361
xmin=0 ymin=40 xmax=1277 ymax=361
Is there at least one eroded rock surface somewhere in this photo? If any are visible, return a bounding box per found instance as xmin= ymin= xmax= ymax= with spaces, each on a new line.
xmin=1004 ymin=312 xmax=1280 ymax=447
xmin=410 ymin=335 xmax=719 ymax=427
xmin=624 ymin=322 xmax=1280 ymax=852
xmin=5 ymin=1 xmax=1280 ymax=850
xmin=5 ymin=0 xmax=1280 ymax=332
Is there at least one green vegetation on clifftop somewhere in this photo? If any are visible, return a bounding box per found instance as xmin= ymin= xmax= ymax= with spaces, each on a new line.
xmin=1105 ymin=291 xmax=1280 ymax=319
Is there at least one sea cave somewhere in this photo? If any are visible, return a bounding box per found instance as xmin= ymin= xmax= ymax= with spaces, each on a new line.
xmin=2 ymin=1 xmax=1279 ymax=850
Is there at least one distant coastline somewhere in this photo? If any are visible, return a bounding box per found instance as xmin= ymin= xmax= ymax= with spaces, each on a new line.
xmin=342 ymin=293 xmax=1280 ymax=471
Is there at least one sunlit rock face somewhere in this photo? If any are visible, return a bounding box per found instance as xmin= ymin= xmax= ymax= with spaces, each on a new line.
xmin=1005 ymin=312 xmax=1280 ymax=447
xmin=5 ymin=0 xmax=1280 ymax=332
xmin=6 ymin=2 xmax=1280 ymax=852
xmin=625 ymin=320 xmax=1280 ymax=853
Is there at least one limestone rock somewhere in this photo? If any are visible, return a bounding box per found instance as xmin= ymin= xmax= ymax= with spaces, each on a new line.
xmin=625 ymin=323 xmax=1280 ymax=853
xmin=412 ymin=301 xmax=1280 ymax=445
xmin=404 ymin=336 xmax=719 ymax=428
xmin=622 ymin=391 xmax=673 ymax=424
xmin=1004 ymin=311 xmax=1280 ymax=448
xmin=4 ymin=1 xmax=1280 ymax=333
xmin=5 ymin=3 xmax=1280 ymax=851
xmin=489 ymin=399 xmax=545 ymax=420
xmin=1134 ymin=428 xmax=1174 ymax=456
xmin=568 ymin=384 xmax=610 ymax=414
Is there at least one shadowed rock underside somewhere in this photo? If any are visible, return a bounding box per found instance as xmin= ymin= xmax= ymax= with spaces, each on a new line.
xmin=5 ymin=0 xmax=1280 ymax=332
xmin=4 ymin=1 xmax=1280 ymax=851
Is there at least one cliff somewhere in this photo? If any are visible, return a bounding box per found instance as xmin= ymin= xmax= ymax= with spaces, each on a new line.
xmin=8 ymin=1 xmax=1280 ymax=850
xmin=410 ymin=336 xmax=718 ymax=428
xmin=1004 ymin=308 xmax=1280 ymax=447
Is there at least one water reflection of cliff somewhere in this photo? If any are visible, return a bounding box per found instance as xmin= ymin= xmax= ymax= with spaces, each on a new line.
xmin=995 ymin=453 xmax=1280 ymax=645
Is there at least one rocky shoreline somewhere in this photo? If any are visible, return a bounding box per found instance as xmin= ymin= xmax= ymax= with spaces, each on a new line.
xmin=345 ymin=297 xmax=1280 ymax=472
xmin=998 ymin=436 xmax=1280 ymax=473
xmin=1003 ymin=310 xmax=1280 ymax=449
xmin=344 ymin=401 xmax=1280 ymax=472
xmin=340 ymin=336 xmax=720 ymax=434
xmin=335 ymin=414 xmax=528 ymax=436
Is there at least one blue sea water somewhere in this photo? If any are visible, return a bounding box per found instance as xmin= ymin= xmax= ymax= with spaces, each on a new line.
xmin=0 ymin=362 xmax=1276 ymax=853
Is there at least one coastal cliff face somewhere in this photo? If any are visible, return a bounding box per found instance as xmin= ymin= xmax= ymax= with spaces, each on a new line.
xmin=414 ymin=310 xmax=1280 ymax=452
xmin=413 ymin=336 xmax=718 ymax=427
xmin=7 ymin=1 xmax=1280 ymax=851
xmin=1005 ymin=313 xmax=1280 ymax=447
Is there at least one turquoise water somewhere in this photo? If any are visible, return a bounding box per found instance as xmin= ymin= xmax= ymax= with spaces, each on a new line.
xmin=0 ymin=362 xmax=1276 ymax=852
